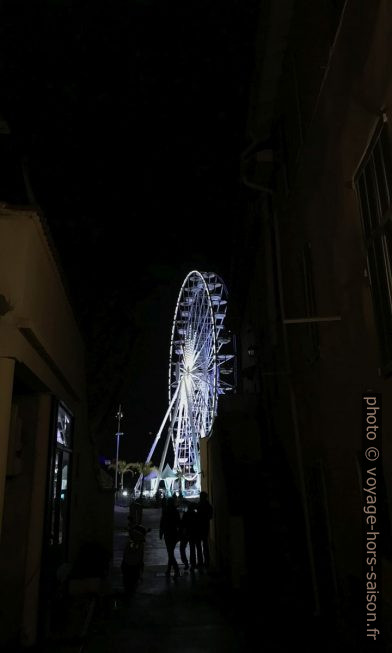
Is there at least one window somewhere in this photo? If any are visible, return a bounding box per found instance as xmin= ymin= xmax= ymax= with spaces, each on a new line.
xmin=355 ymin=120 xmax=392 ymax=373
xmin=49 ymin=402 xmax=73 ymax=548
xmin=56 ymin=403 xmax=72 ymax=447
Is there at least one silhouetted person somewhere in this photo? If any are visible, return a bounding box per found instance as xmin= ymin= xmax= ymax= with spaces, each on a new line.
xmin=179 ymin=501 xmax=203 ymax=570
xmin=179 ymin=503 xmax=190 ymax=570
xmin=159 ymin=496 xmax=181 ymax=576
xmin=197 ymin=491 xmax=213 ymax=568
xmin=186 ymin=502 xmax=203 ymax=571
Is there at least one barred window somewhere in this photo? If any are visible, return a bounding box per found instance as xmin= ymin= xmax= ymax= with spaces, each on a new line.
xmin=355 ymin=120 xmax=392 ymax=373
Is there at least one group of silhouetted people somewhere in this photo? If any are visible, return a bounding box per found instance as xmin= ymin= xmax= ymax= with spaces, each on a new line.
xmin=159 ymin=492 xmax=213 ymax=577
xmin=121 ymin=491 xmax=213 ymax=592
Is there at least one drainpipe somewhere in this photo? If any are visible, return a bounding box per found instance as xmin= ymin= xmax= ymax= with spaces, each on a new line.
xmin=242 ymin=178 xmax=320 ymax=615
xmin=272 ymin=204 xmax=320 ymax=616
xmin=307 ymin=0 xmax=349 ymax=138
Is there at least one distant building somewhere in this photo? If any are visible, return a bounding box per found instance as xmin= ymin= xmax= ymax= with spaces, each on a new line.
xmin=0 ymin=135 xmax=113 ymax=648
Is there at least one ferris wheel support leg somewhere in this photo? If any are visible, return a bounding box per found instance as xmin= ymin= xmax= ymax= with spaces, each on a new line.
xmin=158 ymin=427 xmax=173 ymax=476
xmin=185 ymin=382 xmax=200 ymax=475
xmin=145 ymin=382 xmax=181 ymax=463
xmin=135 ymin=383 xmax=181 ymax=497
xmin=160 ymin=380 xmax=183 ymax=474
xmin=134 ymin=474 xmax=142 ymax=496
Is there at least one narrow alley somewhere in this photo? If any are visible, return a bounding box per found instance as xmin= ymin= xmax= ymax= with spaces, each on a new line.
xmin=82 ymin=505 xmax=250 ymax=653
xmin=73 ymin=504 xmax=341 ymax=653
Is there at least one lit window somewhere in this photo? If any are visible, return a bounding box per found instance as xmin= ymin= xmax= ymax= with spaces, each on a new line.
xmin=57 ymin=404 xmax=72 ymax=446
xmin=49 ymin=402 xmax=73 ymax=548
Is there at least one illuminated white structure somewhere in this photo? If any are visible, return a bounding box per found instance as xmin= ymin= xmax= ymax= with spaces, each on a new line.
xmin=136 ymin=270 xmax=234 ymax=497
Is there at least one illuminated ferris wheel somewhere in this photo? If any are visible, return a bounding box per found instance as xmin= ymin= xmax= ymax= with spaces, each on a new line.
xmin=140 ymin=270 xmax=234 ymax=496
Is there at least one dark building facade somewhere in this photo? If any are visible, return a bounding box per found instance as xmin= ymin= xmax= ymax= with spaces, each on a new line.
xmin=203 ymin=0 xmax=392 ymax=645
xmin=0 ymin=128 xmax=114 ymax=649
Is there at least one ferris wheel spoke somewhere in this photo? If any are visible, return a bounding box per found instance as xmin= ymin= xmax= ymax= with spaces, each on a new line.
xmin=191 ymin=383 xmax=213 ymax=412
xmin=189 ymin=382 xmax=206 ymax=425
xmin=193 ymin=329 xmax=213 ymax=366
xmin=191 ymin=304 xmax=210 ymax=353
xmin=192 ymin=335 xmax=206 ymax=366
xmin=190 ymin=381 xmax=204 ymax=412
xmin=194 ymin=313 xmax=213 ymax=354
xmin=188 ymin=291 xmax=202 ymax=333
xmin=196 ymin=399 xmax=210 ymax=434
xmin=174 ymin=401 xmax=187 ymax=466
xmin=183 ymin=380 xmax=200 ymax=466
xmin=194 ymin=336 xmax=213 ymax=375
xmin=192 ymin=292 xmax=210 ymax=340
xmin=193 ymin=372 xmax=215 ymax=391
xmin=199 ymin=325 xmax=214 ymax=360
xmin=191 ymin=383 xmax=211 ymax=422
xmin=191 ymin=290 xmax=203 ymax=325
xmin=206 ymin=345 xmax=215 ymax=369
xmin=202 ymin=380 xmax=216 ymax=415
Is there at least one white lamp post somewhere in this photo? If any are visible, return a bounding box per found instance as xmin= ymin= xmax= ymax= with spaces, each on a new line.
xmin=115 ymin=404 xmax=124 ymax=502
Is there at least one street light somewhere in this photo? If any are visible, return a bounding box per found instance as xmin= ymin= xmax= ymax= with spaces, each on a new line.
xmin=115 ymin=404 xmax=124 ymax=501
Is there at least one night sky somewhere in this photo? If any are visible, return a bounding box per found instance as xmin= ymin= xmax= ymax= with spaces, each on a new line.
xmin=0 ymin=0 xmax=259 ymax=462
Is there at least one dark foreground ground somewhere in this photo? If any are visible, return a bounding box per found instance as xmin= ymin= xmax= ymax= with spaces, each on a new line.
xmin=84 ymin=506 xmax=249 ymax=653
xmin=42 ymin=505 xmax=346 ymax=653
